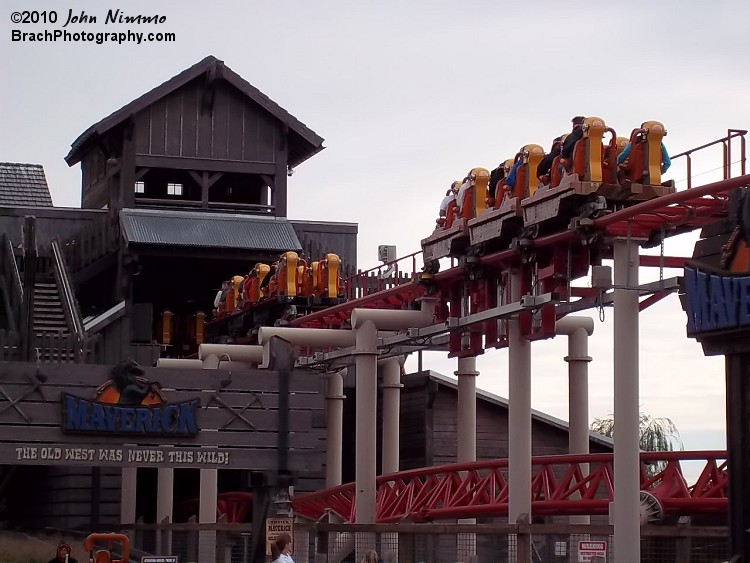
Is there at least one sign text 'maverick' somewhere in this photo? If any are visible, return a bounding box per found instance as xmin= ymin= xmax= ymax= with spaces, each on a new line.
xmin=62 ymin=394 xmax=199 ymax=436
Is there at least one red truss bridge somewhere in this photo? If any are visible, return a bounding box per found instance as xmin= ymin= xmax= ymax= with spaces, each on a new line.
xmin=292 ymin=451 xmax=727 ymax=524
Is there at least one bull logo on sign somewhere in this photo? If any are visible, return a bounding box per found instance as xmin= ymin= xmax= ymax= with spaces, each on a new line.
xmin=93 ymin=359 xmax=165 ymax=406
xmin=721 ymin=188 xmax=750 ymax=273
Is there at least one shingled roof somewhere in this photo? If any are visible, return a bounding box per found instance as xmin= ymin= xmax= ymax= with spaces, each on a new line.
xmin=66 ymin=55 xmax=325 ymax=168
xmin=0 ymin=163 xmax=54 ymax=207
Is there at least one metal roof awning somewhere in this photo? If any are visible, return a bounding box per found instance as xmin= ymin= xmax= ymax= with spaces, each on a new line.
xmin=120 ymin=208 xmax=302 ymax=253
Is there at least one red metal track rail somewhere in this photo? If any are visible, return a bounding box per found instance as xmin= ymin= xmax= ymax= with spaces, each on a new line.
xmin=292 ymin=451 xmax=727 ymax=523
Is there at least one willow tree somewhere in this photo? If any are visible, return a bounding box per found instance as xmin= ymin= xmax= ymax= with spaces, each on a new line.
xmin=590 ymin=413 xmax=684 ymax=475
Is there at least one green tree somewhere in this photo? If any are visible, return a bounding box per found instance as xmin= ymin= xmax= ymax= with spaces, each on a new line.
xmin=590 ymin=412 xmax=684 ymax=475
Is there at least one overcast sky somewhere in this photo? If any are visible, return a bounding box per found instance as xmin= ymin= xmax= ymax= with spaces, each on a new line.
xmin=3 ymin=0 xmax=750 ymax=477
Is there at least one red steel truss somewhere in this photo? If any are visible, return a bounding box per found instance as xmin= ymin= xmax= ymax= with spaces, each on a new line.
xmin=292 ymin=451 xmax=728 ymax=523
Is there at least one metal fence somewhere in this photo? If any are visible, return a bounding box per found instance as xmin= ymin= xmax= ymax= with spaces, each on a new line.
xmin=111 ymin=521 xmax=729 ymax=563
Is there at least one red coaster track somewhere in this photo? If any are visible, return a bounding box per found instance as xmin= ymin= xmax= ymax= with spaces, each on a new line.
xmin=292 ymin=451 xmax=727 ymax=523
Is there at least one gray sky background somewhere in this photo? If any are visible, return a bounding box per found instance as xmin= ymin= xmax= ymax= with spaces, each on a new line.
xmin=3 ymin=0 xmax=750 ymax=477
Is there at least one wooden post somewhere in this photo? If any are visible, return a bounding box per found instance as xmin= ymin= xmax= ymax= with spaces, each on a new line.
xmin=675 ymin=517 xmax=692 ymax=563
xmin=250 ymin=473 xmax=270 ymax=563
xmin=726 ymin=351 xmax=750 ymax=562
xmin=216 ymin=513 xmax=227 ymax=563
xmin=315 ymin=524 xmax=329 ymax=563
xmin=186 ymin=515 xmax=198 ymax=562
xmin=398 ymin=531 xmax=414 ymax=563
xmin=269 ymin=336 xmax=295 ymax=494
xmin=274 ymin=125 xmax=289 ymax=217
xmin=516 ymin=515 xmax=532 ymax=563
xmin=201 ymin=171 xmax=210 ymax=209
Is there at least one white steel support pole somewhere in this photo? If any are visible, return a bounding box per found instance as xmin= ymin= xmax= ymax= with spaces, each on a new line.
xmin=200 ymin=357 xmax=219 ymax=563
xmin=613 ymin=238 xmax=641 ymax=563
xmin=381 ymin=357 xmax=402 ymax=563
xmin=557 ymin=317 xmax=594 ymax=528
xmin=156 ymin=468 xmax=174 ymax=553
xmin=355 ymin=319 xmax=379 ymax=524
xmin=456 ymin=355 xmax=478 ymax=563
xmin=326 ymin=369 xmax=346 ymax=487
xmin=354 ymin=319 xmax=379 ymax=560
xmin=381 ymin=358 xmax=403 ymax=475
xmin=508 ymin=267 xmax=532 ymax=525
xmin=199 ymin=467 xmax=218 ymax=563
xmin=120 ymin=467 xmax=137 ymax=534
xmin=456 ymin=356 xmax=478 ymax=464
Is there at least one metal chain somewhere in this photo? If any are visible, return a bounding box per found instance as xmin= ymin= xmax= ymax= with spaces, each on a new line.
xmin=660 ymin=225 xmax=665 ymax=285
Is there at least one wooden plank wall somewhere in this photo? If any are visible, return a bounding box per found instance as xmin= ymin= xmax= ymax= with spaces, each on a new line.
xmin=134 ymin=81 xmax=277 ymax=163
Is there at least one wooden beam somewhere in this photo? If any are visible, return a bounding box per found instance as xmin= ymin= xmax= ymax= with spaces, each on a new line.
xmin=187 ymin=170 xmax=204 ymax=188
xmin=135 ymin=155 xmax=275 ymax=175
xmin=274 ymin=124 xmax=289 ymax=217
xmin=120 ymin=120 xmax=136 ymax=209
xmin=207 ymin=171 xmax=223 ymax=188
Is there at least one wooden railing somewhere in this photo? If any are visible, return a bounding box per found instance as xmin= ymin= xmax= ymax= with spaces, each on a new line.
xmin=51 ymin=239 xmax=85 ymax=339
xmin=0 ymin=330 xmax=99 ymax=363
xmin=1 ymin=235 xmax=23 ymax=330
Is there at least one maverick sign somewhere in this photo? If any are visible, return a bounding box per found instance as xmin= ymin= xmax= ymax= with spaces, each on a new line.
xmin=684 ymin=187 xmax=750 ymax=340
xmin=62 ymin=360 xmax=199 ymax=436
xmin=683 ymin=267 xmax=750 ymax=335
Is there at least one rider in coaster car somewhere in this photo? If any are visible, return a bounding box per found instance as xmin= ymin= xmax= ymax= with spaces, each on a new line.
xmin=560 ymin=116 xmax=586 ymax=163
xmin=617 ymin=123 xmax=671 ymax=174
xmin=439 ymin=181 xmax=460 ymax=217
xmin=537 ymin=135 xmax=563 ymax=187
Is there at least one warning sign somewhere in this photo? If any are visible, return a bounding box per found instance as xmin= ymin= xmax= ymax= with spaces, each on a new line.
xmin=266 ymin=517 xmax=294 ymax=556
xmin=578 ymin=540 xmax=607 ymax=562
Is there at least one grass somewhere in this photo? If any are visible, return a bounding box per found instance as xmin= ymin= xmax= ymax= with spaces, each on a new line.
xmin=0 ymin=530 xmax=85 ymax=563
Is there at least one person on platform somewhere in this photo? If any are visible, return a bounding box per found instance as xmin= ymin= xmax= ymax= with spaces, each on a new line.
xmin=49 ymin=542 xmax=78 ymax=563
xmin=271 ymin=532 xmax=295 ymax=563
xmin=361 ymin=550 xmax=381 ymax=563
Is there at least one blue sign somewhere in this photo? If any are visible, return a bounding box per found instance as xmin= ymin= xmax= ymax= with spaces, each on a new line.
xmin=62 ymin=393 xmax=200 ymax=436
xmin=683 ymin=265 xmax=750 ymax=335
xmin=62 ymin=395 xmax=199 ymax=436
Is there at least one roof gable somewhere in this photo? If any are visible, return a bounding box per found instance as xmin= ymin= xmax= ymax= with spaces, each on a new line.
xmin=0 ymin=162 xmax=53 ymax=207
xmin=419 ymin=370 xmax=614 ymax=450
xmin=66 ymin=55 xmax=324 ymax=167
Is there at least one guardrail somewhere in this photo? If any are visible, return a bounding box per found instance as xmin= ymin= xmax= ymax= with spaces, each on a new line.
xmin=1 ymin=235 xmax=23 ymax=330
xmin=51 ymin=239 xmax=84 ymax=339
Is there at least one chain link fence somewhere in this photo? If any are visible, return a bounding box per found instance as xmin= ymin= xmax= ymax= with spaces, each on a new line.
xmin=111 ymin=521 xmax=728 ymax=563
